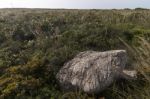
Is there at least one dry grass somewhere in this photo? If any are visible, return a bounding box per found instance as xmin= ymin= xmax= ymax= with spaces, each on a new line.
xmin=114 ymin=37 xmax=150 ymax=99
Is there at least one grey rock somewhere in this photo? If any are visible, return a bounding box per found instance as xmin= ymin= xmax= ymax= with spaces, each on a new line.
xmin=56 ymin=50 xmax=136 ymax=94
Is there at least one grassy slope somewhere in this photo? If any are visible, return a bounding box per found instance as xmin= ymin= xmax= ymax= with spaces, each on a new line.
xmin=0 ymin=9 xmax=150 ymax=99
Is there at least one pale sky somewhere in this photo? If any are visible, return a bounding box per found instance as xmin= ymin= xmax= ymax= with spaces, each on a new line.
xmin=0 ymin=0 xmax=149 ymax=9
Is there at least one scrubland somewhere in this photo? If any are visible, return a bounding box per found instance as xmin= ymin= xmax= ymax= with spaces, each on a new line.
xmin=0 ymin=9 xmax=149 ymax=99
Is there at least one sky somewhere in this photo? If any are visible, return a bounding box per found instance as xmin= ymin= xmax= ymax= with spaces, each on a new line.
xmin=0 ymin=0 xmax=149 ymax=9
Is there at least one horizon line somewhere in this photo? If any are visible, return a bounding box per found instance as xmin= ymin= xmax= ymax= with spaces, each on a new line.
xmin=0 ymin=7 xmax=149 ymax=10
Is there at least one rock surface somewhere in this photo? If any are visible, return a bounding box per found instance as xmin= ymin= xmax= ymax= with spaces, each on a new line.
xmin=56 ymin=50 xmax=132 ymax=94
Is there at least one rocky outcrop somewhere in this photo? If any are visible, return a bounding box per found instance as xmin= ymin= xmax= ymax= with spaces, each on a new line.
xmin=56 ymin=50 xmax=137 ymax=94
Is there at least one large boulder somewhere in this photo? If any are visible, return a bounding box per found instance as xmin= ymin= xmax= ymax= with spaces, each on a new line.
xmin=56 ymin=50 xmax=136 ymax=94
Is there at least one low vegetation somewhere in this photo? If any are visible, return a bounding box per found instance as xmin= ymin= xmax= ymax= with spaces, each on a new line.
xmin=0 ymin=9 xmax=149 ymax=99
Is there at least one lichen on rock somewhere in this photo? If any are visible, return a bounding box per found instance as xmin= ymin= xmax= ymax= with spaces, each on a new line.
xmin=56 ymin=50 xmax=136 ymax=94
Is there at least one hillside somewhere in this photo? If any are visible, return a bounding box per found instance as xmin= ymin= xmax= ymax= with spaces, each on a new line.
xmin=0 ymin=9 xmax=150 ymax=99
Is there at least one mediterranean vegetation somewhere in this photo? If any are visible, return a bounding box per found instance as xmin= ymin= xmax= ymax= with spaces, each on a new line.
xmin=0 ymin=9 xmax=149 ymax=99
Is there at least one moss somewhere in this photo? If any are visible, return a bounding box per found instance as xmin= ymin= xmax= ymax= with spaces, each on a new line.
xmin=2 ymin=82 xmax=19 ymax=96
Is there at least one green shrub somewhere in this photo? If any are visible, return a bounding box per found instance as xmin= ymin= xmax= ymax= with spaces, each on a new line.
xmin=0 ymin=34 xmax=6 ymax=45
